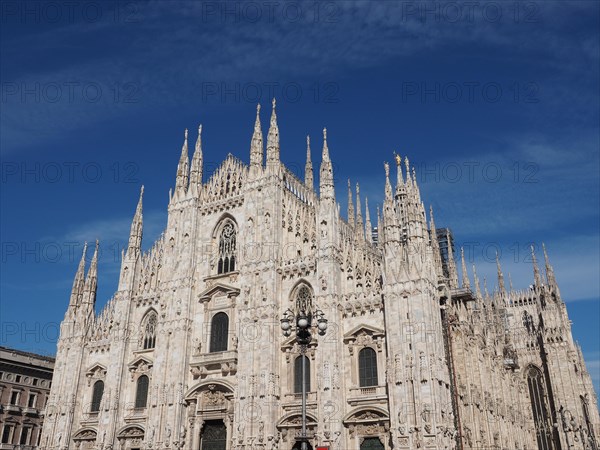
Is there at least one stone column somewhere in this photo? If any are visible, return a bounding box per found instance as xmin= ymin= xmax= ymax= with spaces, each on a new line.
xmin=224 ymin=414 xmax=231 ymax=450
xmin=191 ymin=417 xmax=203 ymax=450
xmin=185 ymin=417 xmax=194 ymax=450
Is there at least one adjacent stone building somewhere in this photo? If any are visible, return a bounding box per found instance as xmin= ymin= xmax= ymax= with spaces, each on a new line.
xmin=0 ymin=346 xmax=54 ymax=449
xmin=41 ymin=102 xmax=599 ymax=450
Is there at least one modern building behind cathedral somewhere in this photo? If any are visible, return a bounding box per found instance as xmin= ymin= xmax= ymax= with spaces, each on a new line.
xmin=40 ymin=101 xmax=599 ymax=450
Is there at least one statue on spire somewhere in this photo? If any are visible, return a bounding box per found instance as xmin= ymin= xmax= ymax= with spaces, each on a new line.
xmin=266 ymin=98 xmax=280 ymax=164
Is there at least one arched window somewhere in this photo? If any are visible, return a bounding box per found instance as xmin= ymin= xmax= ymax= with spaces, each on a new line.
xmin=359 ymin=347 xmax=378 ymax=387
xmin=295 ymin=284 xmax=313 ymax=313
xmin=294 ymin=355 xmax=310 ymax=394
xmin=526 ymin=366 xmax=552 ymax=450
xmin=142 ymin=311 xmax=157 ymax=350
xmin=91 ymin=380 xmax=104 ymax=412
xmin=209 ymin=312 xmax=229 ymax=353
xmin=135 ymin=375 xmax=149 ymax=409
xmin=217 ymin=221 xmax=236 ymax=274
xmin=581 ymin=395 xmax=597 ymax=449
xmin=360 ymin=437 xmax=384 ymax=450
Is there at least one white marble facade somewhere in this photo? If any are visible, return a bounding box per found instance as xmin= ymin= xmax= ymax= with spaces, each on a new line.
xmin=41 ymin=102 xmax=599 ymax=450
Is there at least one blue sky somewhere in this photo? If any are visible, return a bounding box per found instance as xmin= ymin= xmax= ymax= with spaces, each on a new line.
xmin=1 ymin=1 xmax=599 ymax=394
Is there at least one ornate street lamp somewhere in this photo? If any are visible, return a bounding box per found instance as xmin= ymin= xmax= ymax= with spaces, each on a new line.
xmin=280 ymin=287 xmax=328 ymax=450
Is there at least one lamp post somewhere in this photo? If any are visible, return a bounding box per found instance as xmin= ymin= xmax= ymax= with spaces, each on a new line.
xmin=280 ymin=295 xmax=328 ymax=450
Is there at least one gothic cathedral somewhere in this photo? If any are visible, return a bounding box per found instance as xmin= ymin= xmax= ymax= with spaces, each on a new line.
xmin=41 ymin=102 xmax=599 ymax=450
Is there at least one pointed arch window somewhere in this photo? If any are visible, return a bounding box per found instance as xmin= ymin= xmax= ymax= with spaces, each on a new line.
xmin=581 ymin=395 xmax=598 ymax=449
xmin=359 ymin=347 xmax=378 ymax=387
xmin=142 ymin=311 xmax=157 ymax=350
xmin=294 ymin=355 xmax=310 ymax=394
xmin=91 ymin=380 xmax=104 ymax=412
xmin=210 ymin=312 xmax=229 ymax=353
xmin=526 ymin=366 xmax=552 ymax=450
xmin=135 ymin=375 xmax=149 ymax=409
xmin=217 ymin=221 xmax=236 ymax=274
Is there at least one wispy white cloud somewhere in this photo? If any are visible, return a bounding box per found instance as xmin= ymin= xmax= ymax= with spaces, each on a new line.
xmin=2 ymin=1 xmax=598 ymax=152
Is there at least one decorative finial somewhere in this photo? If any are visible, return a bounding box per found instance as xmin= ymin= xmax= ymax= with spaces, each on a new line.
xmin=394 ymin=152 xmax=401 ymax=166
xmin=184 ymin=128 xmax=188 ymax=140
xmin=272 ymin=98 xmax=276 ymax=109
xmin=356 ymin=182 xmax=360 ymax=195
xmin=198 ymin=124 xmax=202 ymax=134
xmin=323 ymin=128 xmax=327 ymax=140
xmin=257 ymin=103 xmax=261 ymax=113
xmin=384 ymin=162 xmax=390 ymax=177
xmin=307 ymin=135 xmax=310 ymax=147
xmin=140 ymin=185 xmax=144 ymax=195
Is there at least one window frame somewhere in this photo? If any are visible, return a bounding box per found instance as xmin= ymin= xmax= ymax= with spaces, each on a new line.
xmin=293 ymin=355 xmax=311 ymax=394
xmin=27 ymin=392 xmax=37 ymax=408
xmin=19 ymin=426 xmax=31 ymax=445
xmin=135 ymin=375 xmax=149 ymax=409
xmin=1 ymin=424 xmax=14 ymax=444
xmin=358 ymin=347 xmax=379 ymax=388
xmin=10 ymin=390 xmax=20 ymax=405
xmin=216 ymin=220 xmax=237 ymax=275
xmin=209 ymin=312 xmax=230 ymax=353
xmin=91 ymin=379 xmax=105 ymax=413
xmin=141 ymin=310 xmax=158 ymax=350
xmin=526 ymin=365 xmax=552 ymax=450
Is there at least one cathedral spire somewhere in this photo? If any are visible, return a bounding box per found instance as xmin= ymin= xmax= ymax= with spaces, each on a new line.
xmin=69 ymin=242 xmax=87 ymax=307
xmin=376 ymin=205 xmax=383 ymax=247
xmin=496 ymin=252 xmax=506 ymax=296
xmin=189 ymin=124 xmax=203 ymax=196
xmin=531 ymin=245 xmax=543 ymax=288
xmin=542 ymin=243 xmax=557 ymax=287
xmin=304 ymin=135 xmax=313 ymax=189
xmin=429 ymin=206 xmax=443 ymax=279
xmin=384 ymin=161 xmax=393 ymax=204
xmin=319 ymin=128 xmax=335 ymax=201
xmin=483 ymin=276 xmax=490 ymax=299
xmin=83 ymin=240 xmax=99 ymax=299
xmin=446 ymin=230 xmax=459 ymax=288
xmin=250 ymin=104 xmax=264 ymax=172
xmin=127 ymin=186 xmax=144 ymax=258
xmin=355 ymin=182 xmax=364 ymax=239
xmin=266 ymin=98 xmax=280 ymax=165
xmin=365 ymin=197 xmax=372 ymax=244
xmin=382 ymin=161 xmax=398 ymax=235
xmin=473 ymin=264 xmax=482 ymax=299
xmin=347 ymin=179 xmax=355 ymax=226
xmin=174 ymin=129 xmax=189 ymax=195
xmin=460 ymin=247 xmax=471 ymax=289
xmin=394 ymin=152 xmax=404 ymax=192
